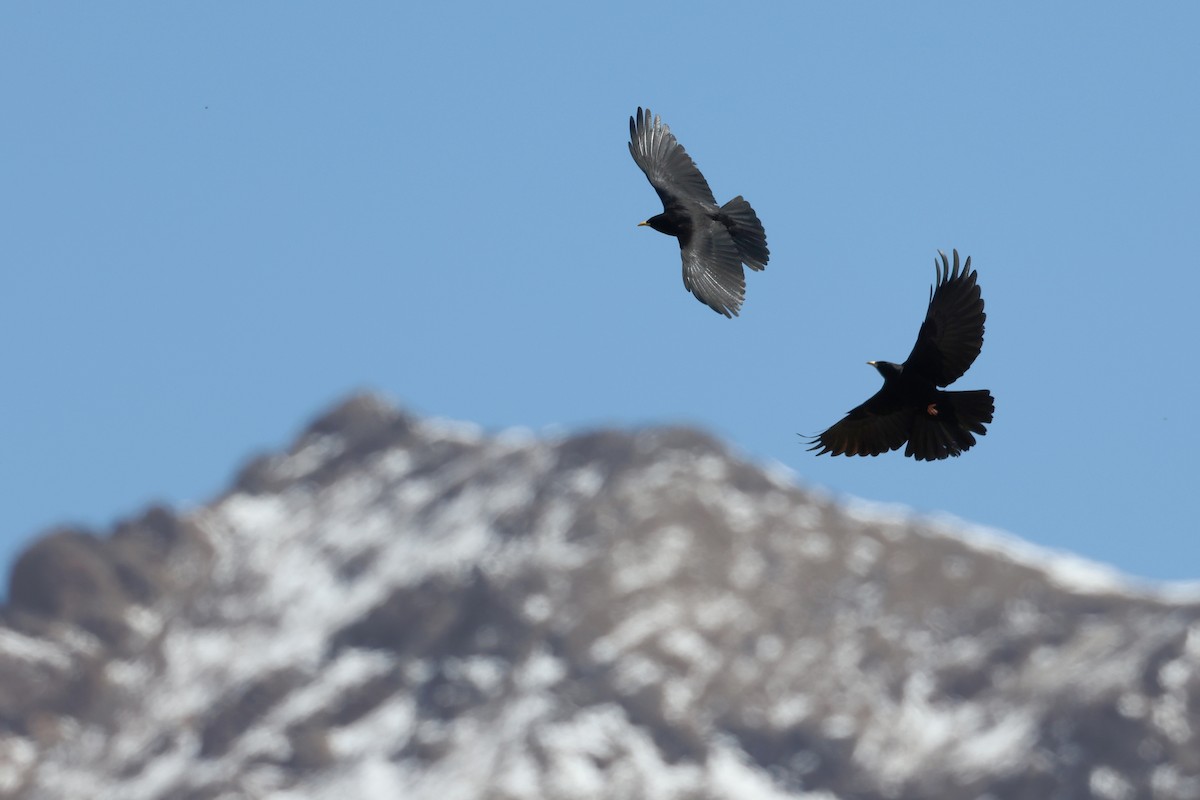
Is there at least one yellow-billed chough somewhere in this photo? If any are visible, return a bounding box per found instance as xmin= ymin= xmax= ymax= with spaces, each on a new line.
xmin=628 ymin=107 xmax=769 ymax=317
xmin=809 ymin=250 xmax=994 ymax=461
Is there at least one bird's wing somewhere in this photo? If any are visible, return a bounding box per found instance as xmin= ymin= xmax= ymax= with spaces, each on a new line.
xmin=629 ymin=107 xmax=718 ymax=210
xmin=808 ymin=389 xmax=915 ymax=457
xmin=681 ymin=222 xmax=746 ymax=317
xmin=901 ymin=250 xmax=985 ymax=386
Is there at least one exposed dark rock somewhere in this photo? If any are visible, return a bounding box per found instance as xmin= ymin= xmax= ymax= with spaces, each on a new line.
xmin=199 ymin=668 xmax=307 ymax=758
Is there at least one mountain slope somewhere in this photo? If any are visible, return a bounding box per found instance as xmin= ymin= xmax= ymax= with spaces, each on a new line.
xmin=1 ymin=394 xmax=1198 ymax=799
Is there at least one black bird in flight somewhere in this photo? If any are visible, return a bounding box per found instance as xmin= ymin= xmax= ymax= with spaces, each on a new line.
xmin=628 ymin=107 xmax=769 ymax=317
xmin=808 ymin=250 xmax=994 ymax=461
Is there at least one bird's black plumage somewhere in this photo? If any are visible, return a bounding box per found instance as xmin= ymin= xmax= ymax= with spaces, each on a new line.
xmin=808 ymin=250 xmax=994 ymax=461
xmin=628 ymin=107 xmax=769 ymax=317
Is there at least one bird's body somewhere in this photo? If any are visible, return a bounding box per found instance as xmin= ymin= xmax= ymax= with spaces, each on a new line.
xmin=809 ymin=250 xmax=994 ymax=461
xmin=628 ymin=107 xmax=769 ymax=317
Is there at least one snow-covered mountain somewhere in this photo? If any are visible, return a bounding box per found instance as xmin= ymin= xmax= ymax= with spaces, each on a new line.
xmin=1 ymin=394 xmax=1198 ymax=799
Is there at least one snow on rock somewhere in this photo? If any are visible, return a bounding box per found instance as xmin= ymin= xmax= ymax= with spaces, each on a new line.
xmin=2 ymin=394 xmax=1199 ymax=800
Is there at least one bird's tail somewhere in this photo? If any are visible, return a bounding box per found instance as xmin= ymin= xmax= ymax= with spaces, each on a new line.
xmin=906 ymin=390 xmax=995 ymax=461
xmin=719 ymin=196 xmax=769 ymax=271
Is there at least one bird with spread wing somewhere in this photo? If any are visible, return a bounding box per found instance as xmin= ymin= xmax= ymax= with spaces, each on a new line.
xmin=808 ymin=250 xmax=994 ymax=461
xmin=628 ymin=107 xmax=770 ymax=317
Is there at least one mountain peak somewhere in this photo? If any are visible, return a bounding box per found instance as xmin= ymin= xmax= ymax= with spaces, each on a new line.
xmin=2 ymin=395 xmax=1198 ymax=799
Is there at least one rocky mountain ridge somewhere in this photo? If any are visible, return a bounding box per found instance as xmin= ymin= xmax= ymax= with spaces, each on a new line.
xmin=1 ymin=394 xmax=1197 ymax=799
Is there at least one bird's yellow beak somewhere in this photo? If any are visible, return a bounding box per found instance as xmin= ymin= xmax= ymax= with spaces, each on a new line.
xmin=637 ymin=220 xmax=650 ymax=227
xmin=866 ymin=361 xmax=877 ymax=366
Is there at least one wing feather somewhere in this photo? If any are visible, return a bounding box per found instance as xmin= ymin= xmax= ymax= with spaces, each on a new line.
xmin=628 ymin=107 xmax=718 ymax=210
xmin=808 ymin=388 xmax=915 ymax=457
xmin=902 ymin=250 xmax=986 ymax=386
xmin=681 ymin=222 xmax=745 ymax=317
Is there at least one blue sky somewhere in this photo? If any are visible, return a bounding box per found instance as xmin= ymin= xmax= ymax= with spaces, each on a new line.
xmin=3 ymin=4 xmax=1198 ymax=584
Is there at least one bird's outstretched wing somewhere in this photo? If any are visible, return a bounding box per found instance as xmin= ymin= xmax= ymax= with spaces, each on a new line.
xmin=629 ymin=107 xmax=718 ymax=210
xmin=681 ymin=222 xmax=746 ymax=317
xmin=901 ymin=249 xmax=985 ymax=387
xmin=808 ymin=389 xmax=914 ymax=457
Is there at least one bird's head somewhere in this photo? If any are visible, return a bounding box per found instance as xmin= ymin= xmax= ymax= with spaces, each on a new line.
xmin=868 ymin=360 xmax=903 ymax=380
xmin=637 ymin=214 xmax=674 ymax=235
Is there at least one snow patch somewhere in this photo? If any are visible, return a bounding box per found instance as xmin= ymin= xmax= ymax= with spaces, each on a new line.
xmin=1091 ymin=765 xmax=1136 ymax=800
xmin=708 ymin=745 xmax=834 ymax=800
xmin=611 ymin=525 xmax=692 ymax=594
xmin=277 ymin=434 xmax=346 ymax=480
xmin=838 ymin=497 xmax=1200 ymax=602
xmin=0 ymin=735 xmax=36 ymax=793
xmin=853 ymin=671 xmax=1035 ymax=787
xmin=0 ymin=628 xmax=71 ymax=670
xmin=328 ymin=694 xmax=418 ymax=759
xmin=591 ymin=600 xmax=684 ymax=663
xmin=515 ymin=647 xmax=566 ymax=691
xmin=417 ymin=417 xmax=484 ymax=444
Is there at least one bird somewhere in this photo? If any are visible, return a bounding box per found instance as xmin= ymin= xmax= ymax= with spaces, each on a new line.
xmin=628 ymin=107 xmax=769 ymax=317
xmin=808 ymin=250 xmax=994 ymax=461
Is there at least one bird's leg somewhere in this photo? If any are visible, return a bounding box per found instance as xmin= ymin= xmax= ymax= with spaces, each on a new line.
xmin=926 ymin=403 xmax=939 ymax=417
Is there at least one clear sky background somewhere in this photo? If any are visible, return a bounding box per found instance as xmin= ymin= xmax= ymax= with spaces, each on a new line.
xmin=4 ymin=4 xmax=1198 ymax=586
